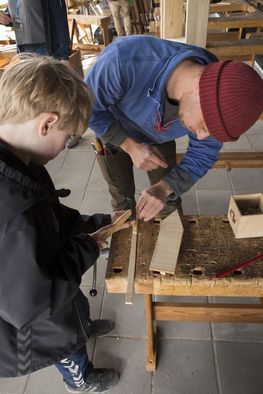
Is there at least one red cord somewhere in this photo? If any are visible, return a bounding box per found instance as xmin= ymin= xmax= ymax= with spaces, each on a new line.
xmin=215 ymin=253 xmax=263 ymax=279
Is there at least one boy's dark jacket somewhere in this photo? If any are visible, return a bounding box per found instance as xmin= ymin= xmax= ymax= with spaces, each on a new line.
xmin=0 ymin=143 xmax=111 ymax=377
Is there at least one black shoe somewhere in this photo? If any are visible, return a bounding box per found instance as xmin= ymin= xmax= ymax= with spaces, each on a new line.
xmin=89 ymin=319 xmax=114 ymax=338
xmin=65 ymin=368 xmax=119 ymax=393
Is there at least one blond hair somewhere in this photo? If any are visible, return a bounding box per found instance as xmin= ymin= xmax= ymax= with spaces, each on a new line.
xmin=0 ymin=54 xmax=93 ymax=135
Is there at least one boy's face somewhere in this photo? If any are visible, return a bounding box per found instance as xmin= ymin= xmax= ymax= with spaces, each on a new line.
xmin=29 ymin=114 xmax=75 ymax=165
xmin=32 ymin=126 xmax=74 ymax=165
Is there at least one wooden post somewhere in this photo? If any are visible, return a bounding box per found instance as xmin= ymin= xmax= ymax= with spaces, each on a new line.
xmin=185 ymin=0 xmax=210 ymax=48
xmin=160 ymin=0 xmax=184 ymax=39
xmin=144 ymin=294 xmax=156 ymax=371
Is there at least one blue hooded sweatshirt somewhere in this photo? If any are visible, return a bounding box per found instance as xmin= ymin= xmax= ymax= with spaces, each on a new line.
xmin=85 ymin=35 xmax=223 ymax=198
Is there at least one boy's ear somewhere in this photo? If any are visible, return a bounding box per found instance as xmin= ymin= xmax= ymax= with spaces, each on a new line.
xmin=39 ymin=113 xmax=59 ymax=137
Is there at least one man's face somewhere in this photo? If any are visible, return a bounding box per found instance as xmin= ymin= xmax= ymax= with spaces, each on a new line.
xmin=178 ymin=91 xmax=210 ymax=140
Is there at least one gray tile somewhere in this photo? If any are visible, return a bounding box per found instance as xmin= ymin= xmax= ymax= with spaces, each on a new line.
xmin=154 ymin=296 xmax=211 ymax=339
xmin=53 ymin=168 xmax=90 ymax=191
xmin=25 ymin=366 xmax=67 ymax=394
xmin=182 ymin=187 xmax=198 ymax=215
xmin=45 ymin=150 xmax=67 ymax=172
xmin=153 ymin=339 xmax=218 ymax=394
xmin=80 ymin=189 xmax=112 ymax=215
xmin=87 ymin=160 xmax=109 ymax=190
xmin=246 ymin=120 xmax=263 ymax=135
xmin=59 ymin=189 xmax=85 ymax=210
xmin=197 ymin=190 xmax=232 ymax=215
xmin=223 ymin=134 xmax=253 ymax=151
xmin=209 ymin=297 xmax=263 ymax=342
xmin=248 ymin=134 xmax=263 ymax=151
xmin=229 ymin=168 xmax=263 ymax=190
xmin=175 ymin=135 xmax=189 ymax=153
xmin=67 ymin=134 xmax=94 ymax=153
xmin=134 ymin=168 xmax=150 ymax=193
xmin=0 ymin=374 xmax=29 ymax=394
xmin=196 ymin=169 xmax=232 ymax=190
xmin=216 ymin=342 xmax=263 ymax=394
xmin=62 ymin=150 xmax=94 ymax=172
xmin=80 ymin=285 xmax=105 ymax=321
xmin=102 ymin=293 xmax=146 ymax=337
xmin=93 ymin=337 xmax=152 ymax=394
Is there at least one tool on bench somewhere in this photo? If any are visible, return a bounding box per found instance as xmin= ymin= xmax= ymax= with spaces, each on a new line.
xmin=89 ymin=209 xmax=132 ymax=297
xmin=216 ymin=253 xmax=263 ymax=279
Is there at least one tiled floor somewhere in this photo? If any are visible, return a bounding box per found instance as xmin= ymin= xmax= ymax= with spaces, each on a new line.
xmin=1 ymin=55 xmax=263 ymax=393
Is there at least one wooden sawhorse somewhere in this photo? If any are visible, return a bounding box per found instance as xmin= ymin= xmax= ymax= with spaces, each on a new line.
xmin=106 ymin=216 xmax=263 ymax=371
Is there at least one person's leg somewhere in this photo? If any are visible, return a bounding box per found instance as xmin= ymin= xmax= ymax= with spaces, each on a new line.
xmin=108 ymin=1 xmax=125 ymax=36
xmin=95 ymin=145 xmax=136 ymax=215
xmin=147 ymin=140 xmax=182 ymax=219
xmin=55 ymin=345 xmax=94 ymax=390
xmin=55 ymin=345 xmax=118 ymax=393
xmin=17 ymin=45 xmax=49 ymax=56
xmin=120 ymin=0 xmax=132 ymax=35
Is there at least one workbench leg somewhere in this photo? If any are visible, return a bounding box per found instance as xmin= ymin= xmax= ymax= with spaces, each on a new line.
xmin=144 ymin=294 xmax=156 ymax=371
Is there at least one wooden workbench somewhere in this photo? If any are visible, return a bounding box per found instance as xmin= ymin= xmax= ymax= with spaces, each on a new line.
xmin=106 ymin=216 xmax=263 ymax=371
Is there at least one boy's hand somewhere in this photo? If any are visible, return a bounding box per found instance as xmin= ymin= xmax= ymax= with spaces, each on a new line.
xmin=90 ymin=210 xmax=133 ymax=249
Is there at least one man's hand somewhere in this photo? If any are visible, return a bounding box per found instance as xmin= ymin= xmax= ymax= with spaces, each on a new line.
xmin=120 ymin=137 xmax=168 ymax=171
xmin=0 ymin=12 xmax=12 ymax=25
xmin=136 ymin=180 xmax=173 ymax=221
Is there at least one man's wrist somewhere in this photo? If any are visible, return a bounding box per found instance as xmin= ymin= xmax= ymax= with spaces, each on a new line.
xmin=119 ymin=137 xmax=137 ymax=153
xmin=154 ymin=180 xmax=174 ymax=198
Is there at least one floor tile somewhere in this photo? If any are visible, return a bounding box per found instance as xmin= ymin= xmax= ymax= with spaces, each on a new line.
xmin=62 ymin=150 xmax=95 ymax=172
xmin=223 ymin=134 xmax=253 ymax=151
xmin=101 ymin=292 xmax=146 ymax=337
xmin=182 ymin=187 xmax=198 ymax=215
xmin=229 ymin=168 xmax=263 ymax=190
xmin=93 ymin=337 xmax=152 ymax=394
xmin=196 ymin=169 xmax=232 ymax=190
xmin=153 ymin=339 xmax=218 ymax=394
xmin=80 ymin=189 xmax=112 ymax=215
xmin=154 ymin=296 xmax=211 ymax=339
xmin=25 ymin=366 xmax=67 ymax=394
xmin=0 ymin=374 xmax=29 ymax=394
xmin=215 ymin=342 xmax=263 ymax=394
xmin=196 ymin=190 xmax=232 ymax=215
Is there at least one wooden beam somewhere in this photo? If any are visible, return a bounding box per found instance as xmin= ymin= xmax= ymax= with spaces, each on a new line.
xmin=177 ymin=152 xmax=263 ymax=170
xmin=186 ymin=0 xmax=210 ymax=48
xmin=153 ymin=302 xmax=263 ymax=322
xmin=160 ymin=0 xmax=184 ymax=39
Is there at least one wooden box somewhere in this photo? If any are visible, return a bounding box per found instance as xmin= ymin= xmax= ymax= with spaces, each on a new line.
xmin=227 ymin=194 xmax=263 ymax=239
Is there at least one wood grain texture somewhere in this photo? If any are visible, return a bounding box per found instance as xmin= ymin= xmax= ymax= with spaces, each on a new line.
xmin=149 ymin=211 xmax=184 ymax=274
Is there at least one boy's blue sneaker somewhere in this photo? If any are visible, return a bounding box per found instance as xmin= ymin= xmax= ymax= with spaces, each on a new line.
xmin=65 ymin=368 xmax=119 ymax=393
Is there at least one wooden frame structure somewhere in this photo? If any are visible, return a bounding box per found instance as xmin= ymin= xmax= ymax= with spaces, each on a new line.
xmin=106 ymin=217 xmax=263 ymax=371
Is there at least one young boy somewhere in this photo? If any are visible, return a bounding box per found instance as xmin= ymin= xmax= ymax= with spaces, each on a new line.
xmin=0 ymin=55 xmax=130 ymax=393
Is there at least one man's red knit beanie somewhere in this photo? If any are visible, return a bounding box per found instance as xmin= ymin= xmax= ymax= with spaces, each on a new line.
xmin=199 ymin=60 xmax=263 ymax=142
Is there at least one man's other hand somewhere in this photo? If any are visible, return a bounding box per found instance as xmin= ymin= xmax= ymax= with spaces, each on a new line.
xmin=136 ymin=180 xmax=173 ymax=221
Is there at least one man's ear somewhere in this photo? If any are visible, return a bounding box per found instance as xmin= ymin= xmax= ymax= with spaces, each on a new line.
xmin=39 ymin=113 xmax=59 ymax=137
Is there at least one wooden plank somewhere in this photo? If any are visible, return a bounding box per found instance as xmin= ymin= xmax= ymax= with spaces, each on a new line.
xmin=209 ymin=2 xmax=255 ymax=13
xmin=160 ymin=0 xmax=184 ymax=39
xmin=149 ymin=211 xmax=184 ymax=274
xmin=207 ymin=38 xmax=263 ymax=60
xmin=177 ymin=152 xmax=263 ymax=170
xmin=207 ymin=31 xmax=240 ymax=43
xmin=208 ymin=14 xmax=263 ymax=30
xmin=125 ymin=221 xmax=138 ymax=304
xmin=186 ymin=0 xmax=210 ymax=48
xmin=153 ymin=302 xmax=263 ymax=322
